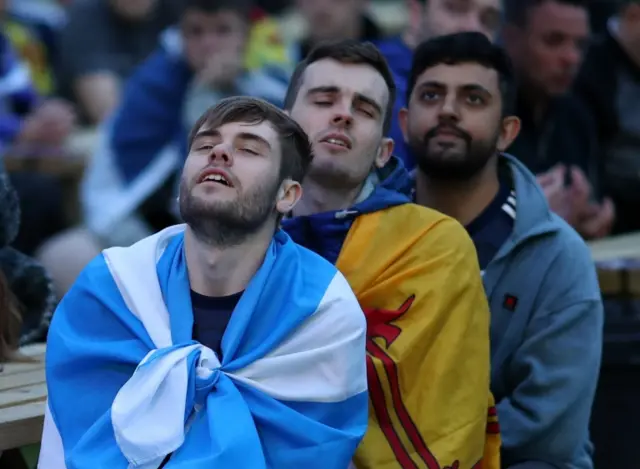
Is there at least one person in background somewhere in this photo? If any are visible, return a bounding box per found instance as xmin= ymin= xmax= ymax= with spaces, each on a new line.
xmin=376 ymin=0 xmax=503 ymax=168
xmin=575 ymin=0 xmax=640 ymax=235
xmin=575 ymin=5 xmax=640 ymax=464
xmin=502 ymin=0 xmax=614 ymax=239
xmin=58 ymin=0 xmax=181 ymax=124
xmin=402 ymin=32 xmax=603 ymax=469
xmin=36 ymin=0 xmax=290 ymax=298
xmin=294 ymin=0 xmax=384 ymax=61
xmin=0 ymin=32 xmax=73 ymax=256
xmin=39 ymin=97 xmax=368 ymax=468
xmin=244 ymin=6 xmax=295 ymax=75
xmin=282 ymin=40 xmax=496 ymax=469
xmin=0 ymin=0 xmax=63 ymax=96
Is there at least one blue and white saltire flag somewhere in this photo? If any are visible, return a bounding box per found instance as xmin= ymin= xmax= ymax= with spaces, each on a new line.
xmin=38 ymin=224 xmax=368 ymax=469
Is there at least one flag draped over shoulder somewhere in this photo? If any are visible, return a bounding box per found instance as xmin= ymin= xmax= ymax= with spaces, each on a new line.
xmin=39 ymin=225 xmax=368 ymax=469
xmin=335 ymin=205 xmax=499 ymax=469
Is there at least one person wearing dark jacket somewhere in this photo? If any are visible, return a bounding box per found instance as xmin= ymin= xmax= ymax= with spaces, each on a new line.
xmin=503 ymin=0 xmax=614 ymax=239
xmin=575 ymin=0 xmax=640 ymax=234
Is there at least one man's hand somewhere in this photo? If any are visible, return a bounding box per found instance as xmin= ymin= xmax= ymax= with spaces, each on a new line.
xmin=537 ymin=165 xmax=575 ymax=224
xmin=567 ymin=166 xmax=591 ymax=218
xmin=568 ymin=166 xmax=614 ymax=239
xmin=577 ymin=197 xmax=615 ymax=239
xmin=18 ymin=99 xmax=76 ymax=146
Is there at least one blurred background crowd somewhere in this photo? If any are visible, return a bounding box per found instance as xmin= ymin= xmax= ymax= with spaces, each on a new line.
xmin=3 ymin=0 xmax=636 ymax=289
xmin=0 ymin=0 xmax=639 ymax=466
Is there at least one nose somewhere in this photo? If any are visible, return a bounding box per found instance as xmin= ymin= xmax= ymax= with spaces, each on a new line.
xmin=210 ymin=143 xmax=233 ymax=165
xmin=330 ymin=104 xmax=354 ymax=129
xmin=562 ymin=42 xmax=583 ymax=70
xmin=438 ymin=94 xmax=460 ymax=123
xmin=459 ymin=13 xmax=483 ymax=35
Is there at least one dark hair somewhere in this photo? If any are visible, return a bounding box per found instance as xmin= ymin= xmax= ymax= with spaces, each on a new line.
xmin=181 ymin=0 xmax=254 ymax=18
xmin=188 ymin=96 xmax=314 ymax=183
xmin=504 ymin=0 xmax=589 ymax=26
xmin=407 ymin=32 xmax=516 ymax=115
xmin=283 ymin=40 xmax=397 ymax=135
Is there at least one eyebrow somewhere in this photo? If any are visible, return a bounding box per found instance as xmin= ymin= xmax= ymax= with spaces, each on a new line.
xmin=193 ymin=128 xmax=272 ymax=150
xmin=418 ymin=81 xmax=493 ymax=96
xmin=306 ymin=85 xmax=383 ymax=117
xmin=235 ymin=131 xmax=272 ymax=150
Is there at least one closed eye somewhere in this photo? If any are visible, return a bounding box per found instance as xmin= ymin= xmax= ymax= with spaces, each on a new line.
xmin=241 ymin=148 xmax=259 ymax=155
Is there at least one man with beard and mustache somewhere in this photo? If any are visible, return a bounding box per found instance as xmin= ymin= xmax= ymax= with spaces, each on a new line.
xmin=400 ymin=32 xmax=603 ymax=469
xmin=282 ymin=40 xmax=497 ymax=469
xmin=39 ymin=97 xmax=369 ymax=469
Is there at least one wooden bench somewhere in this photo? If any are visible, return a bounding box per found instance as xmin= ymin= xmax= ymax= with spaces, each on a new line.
xmin=0 ymin=344 xmax=47 ymax=453
xmin=588 ymin=232 xmax=640 ymax=295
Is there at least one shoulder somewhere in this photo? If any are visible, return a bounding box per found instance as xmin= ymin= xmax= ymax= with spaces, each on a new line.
xmin=283 ymin=233 xmax=365 ymax=328
xmin=374 ymin=204 xmax=481 ymax=284
xmin=387 ymin=203 xmax=477 ymax=257
xmin=286 ymin=231 xmax=340 ymax=281
xmin=73 ymin=253 xmax=113 ymax=292
xmin=535 ymin=215 xmax=601 ymax=305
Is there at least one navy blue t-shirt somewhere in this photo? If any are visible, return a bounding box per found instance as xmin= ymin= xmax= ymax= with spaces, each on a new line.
xmin=466 ymin=172 xmax=516 ymax=271
xmin=158 ymin=290 xmax=241 ymax=468
xmin=191 ymin=290 xmax=241 ymax=360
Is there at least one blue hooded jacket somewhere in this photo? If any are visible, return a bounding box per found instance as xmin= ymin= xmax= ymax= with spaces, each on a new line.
xmin=282 ymin=156 xmax=412 ymax=264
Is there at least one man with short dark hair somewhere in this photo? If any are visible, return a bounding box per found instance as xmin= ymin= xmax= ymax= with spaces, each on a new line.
xmin=376 ymin=0 xmax=503 ymax=168
xmin=502 ymin=0 xmax=614 ymax=239
xmin=283 ymin=40 xmax=495 ymax=469
xmin=38 ymin=97 xmax=368 ymax=468
xmin=401 ymin=32 xmax=603 ymax=469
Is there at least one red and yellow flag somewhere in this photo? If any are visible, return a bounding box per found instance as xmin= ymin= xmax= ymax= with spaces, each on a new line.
xmin=336 ymin=204 xmax=500 ymax=469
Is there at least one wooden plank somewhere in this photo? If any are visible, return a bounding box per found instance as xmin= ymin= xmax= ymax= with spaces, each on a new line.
xmin=0 ymin=383 xmax=47 ymax=410
xmin=0 ymin=361 xmax=45 ymax=376
xmin=589 ymin=232 xmax=640 ymax=262
xmin=0 ymin=370 xmax=45 ymax=392
xmin=3 ymin=155 xmax=85 ymax=178
xmin=0 ymin=401 xmax=45 ymax=451
xmin=20 ymin=344 xmax=46 ymax=358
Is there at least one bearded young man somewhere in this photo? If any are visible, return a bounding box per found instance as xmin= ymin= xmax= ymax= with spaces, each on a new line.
xmin=400 ymin=32 xmax=603 ymax=469
xmin=282 ymin=40 xmax=496 ymax=469
xmin=38 ymin=97 xmax=368 ymax=469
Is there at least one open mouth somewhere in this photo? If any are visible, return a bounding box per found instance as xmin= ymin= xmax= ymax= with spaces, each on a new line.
xmin=320 ymin=134 xmax=352 ymax=150
xmin=199 ymin=171 xmax=233 ymax=187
